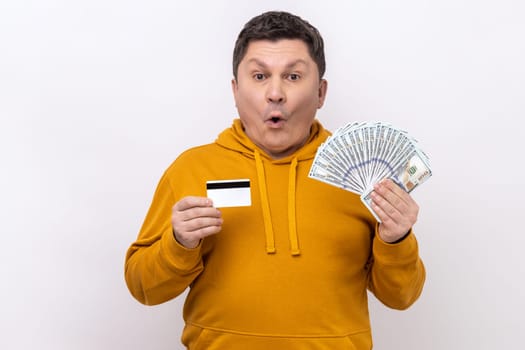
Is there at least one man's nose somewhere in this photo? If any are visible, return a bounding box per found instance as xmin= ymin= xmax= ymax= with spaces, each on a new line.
xmin=265 ymin=78 xmax=286 ymax=104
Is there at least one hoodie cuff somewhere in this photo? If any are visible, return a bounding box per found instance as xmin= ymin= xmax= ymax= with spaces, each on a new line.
xmin=373 ymin=228 xmax=419 ymax=265
xmin=160 ymin=228 xmax=203 ymax=272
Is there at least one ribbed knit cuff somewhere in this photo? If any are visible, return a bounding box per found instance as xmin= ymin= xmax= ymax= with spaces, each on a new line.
xmin=373 ymin=229 xmax=419 ymax=265
xmin=160 ymin=228 xmax=203 ymax=272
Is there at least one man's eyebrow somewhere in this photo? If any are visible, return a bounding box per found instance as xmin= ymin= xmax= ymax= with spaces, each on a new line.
xmin=246 ymin=58 xmax=309 ymax=69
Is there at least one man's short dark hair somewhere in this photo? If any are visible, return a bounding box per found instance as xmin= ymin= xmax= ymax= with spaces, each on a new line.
xmin=232 ymin=11 xmax=326 ymax=81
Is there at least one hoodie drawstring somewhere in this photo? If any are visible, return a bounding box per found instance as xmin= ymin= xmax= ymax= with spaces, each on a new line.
xmin=255 ymin=150 xmax=276 ymax=254
xmin=254 ymin=150 xmax=301 ymax=256
xmin=288 ymin=157 xmax=300 ymax=255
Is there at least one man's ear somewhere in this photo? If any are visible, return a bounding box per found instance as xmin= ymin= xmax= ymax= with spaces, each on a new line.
xmin=231 ymin=78 xmax=238 ymax=106
xmin=317 ymin=79 xmax=328 ymax=109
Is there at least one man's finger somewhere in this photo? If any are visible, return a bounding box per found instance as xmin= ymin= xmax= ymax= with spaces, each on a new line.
xmin=174 ymin=196 xmax=214 ymax=211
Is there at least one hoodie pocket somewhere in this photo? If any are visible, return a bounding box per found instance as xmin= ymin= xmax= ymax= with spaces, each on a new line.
xmin=181 ymin=324 xmax=208 ymax=350
xmin=183 ymin=325 xmax=372 ymax=350
xmin=346 ymin=331 xmax=373 ymax=350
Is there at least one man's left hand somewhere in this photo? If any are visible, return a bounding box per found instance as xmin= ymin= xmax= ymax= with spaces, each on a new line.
xmin=370 ymin=179 xmax=419 ymax=243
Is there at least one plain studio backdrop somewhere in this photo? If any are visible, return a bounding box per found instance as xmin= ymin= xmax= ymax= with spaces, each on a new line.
xmin=1 ymin=0 xmax=523 ymax=349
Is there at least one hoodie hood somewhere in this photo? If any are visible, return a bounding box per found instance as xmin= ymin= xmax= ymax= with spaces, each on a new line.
xmin=215 ymin=119 xmax=331 ymax=255
xmin=216 ymin=119 xmax=328 ymax=162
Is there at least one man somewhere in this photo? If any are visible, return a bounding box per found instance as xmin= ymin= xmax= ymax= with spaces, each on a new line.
xmin=125 ymin=11 xmax=425 ymax=349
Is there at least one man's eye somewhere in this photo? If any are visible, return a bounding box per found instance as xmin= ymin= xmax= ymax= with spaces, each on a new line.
xmin=254 ymin=73 xmax=265 ymax=80
xmin=289 ymin=74 xmax=300 ymax=81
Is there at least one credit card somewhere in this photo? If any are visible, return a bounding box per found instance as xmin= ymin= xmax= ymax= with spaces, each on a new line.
xmin=206 ymin=179 xmax=251 ymax=208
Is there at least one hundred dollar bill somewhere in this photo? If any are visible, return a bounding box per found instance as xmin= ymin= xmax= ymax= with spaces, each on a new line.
xmin=360 ymin=148 xmax=432 ymax=222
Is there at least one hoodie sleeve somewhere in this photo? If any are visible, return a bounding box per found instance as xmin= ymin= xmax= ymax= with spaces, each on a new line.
xmin=124 ymin=171 xmax=204 ymax=306
xmin=367 ymin=228 xmax=426 ymax=310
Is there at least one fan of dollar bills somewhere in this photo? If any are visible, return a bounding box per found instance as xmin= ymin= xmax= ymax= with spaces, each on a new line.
xmin=309 ymin=121 xmax=432 ymax=221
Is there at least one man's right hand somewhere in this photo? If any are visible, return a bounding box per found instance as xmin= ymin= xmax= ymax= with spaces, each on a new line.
xmin=171 ymin=196 xmax=223 ymax=249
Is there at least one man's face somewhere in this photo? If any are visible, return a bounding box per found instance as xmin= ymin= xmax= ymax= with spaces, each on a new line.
xmin=232 ymin=39 xmax=327 ymax=159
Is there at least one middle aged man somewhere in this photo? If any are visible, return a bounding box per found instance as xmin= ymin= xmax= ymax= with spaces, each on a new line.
xmin=125 ymin=11 xmax=425 ymax=350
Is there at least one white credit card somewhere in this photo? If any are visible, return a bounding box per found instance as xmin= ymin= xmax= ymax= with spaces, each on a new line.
xmin=206 ymin=179 xmax=251 ymax=208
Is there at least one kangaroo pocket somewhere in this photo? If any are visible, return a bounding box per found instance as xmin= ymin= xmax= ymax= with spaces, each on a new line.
xmin=183 ymin=324 xmax=372 ymax=350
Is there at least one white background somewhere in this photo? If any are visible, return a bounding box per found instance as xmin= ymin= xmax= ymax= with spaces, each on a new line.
xmin=1 ymin=0 xmax=523 ymax=349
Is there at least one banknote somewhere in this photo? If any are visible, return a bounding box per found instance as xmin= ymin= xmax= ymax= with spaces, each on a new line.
xmin=309 ymin=121 xmax=432 ymax=222
xmin=360 ymin=148 xmax=432 ymax=221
